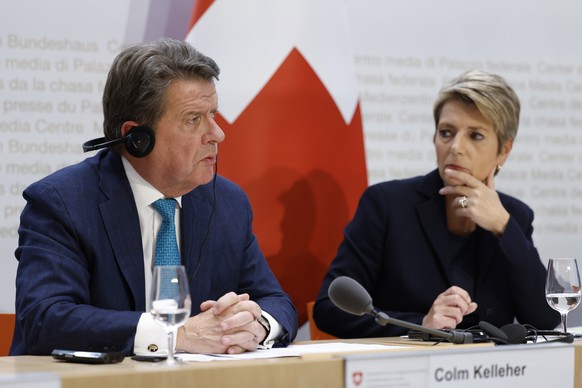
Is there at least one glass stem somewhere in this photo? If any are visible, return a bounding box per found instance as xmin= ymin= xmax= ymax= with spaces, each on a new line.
xmin=561 ymin=312 xmax=568 ymax=333
xmin=167 ymin=329 xmax=175 ymax=362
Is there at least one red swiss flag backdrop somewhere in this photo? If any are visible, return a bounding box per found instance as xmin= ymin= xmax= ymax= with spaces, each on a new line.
xmin=187 ymin=0 xmax=367 ymax=326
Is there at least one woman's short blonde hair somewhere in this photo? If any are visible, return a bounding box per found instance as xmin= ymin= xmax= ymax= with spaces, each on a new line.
xmin=433 ymin=70 xmax=520 ymax=153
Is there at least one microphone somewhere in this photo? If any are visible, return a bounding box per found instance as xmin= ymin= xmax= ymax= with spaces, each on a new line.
xmin=328 ymin=276 xmax=474 ymax=344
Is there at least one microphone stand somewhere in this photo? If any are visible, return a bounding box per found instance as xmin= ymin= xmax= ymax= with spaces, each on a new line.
xmin=372 ymin=309 xmax=474 ymax=344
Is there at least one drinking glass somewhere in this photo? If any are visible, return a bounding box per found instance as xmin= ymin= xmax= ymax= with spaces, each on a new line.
xmin=150 ymin=265 xmax=191 ymax=364
xmin=545 ymin=258 xmax=581 ymax=333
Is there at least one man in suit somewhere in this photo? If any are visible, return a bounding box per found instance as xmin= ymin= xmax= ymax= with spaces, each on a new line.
xmin=11 ymin=38 xmax=297 ymax=356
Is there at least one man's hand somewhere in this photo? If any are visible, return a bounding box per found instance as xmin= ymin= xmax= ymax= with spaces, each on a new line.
xmin=176 ymin=292 xmax=267 ymax=354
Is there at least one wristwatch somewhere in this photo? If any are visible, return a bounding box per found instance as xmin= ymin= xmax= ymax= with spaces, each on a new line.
xmin=257 ymin=314 xmax=271 ymax=343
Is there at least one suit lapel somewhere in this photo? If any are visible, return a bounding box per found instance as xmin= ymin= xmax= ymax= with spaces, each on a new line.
xmin=98 ymin=153 xmax=146 ymax=310
xmin=416 ymin=170 xmax=453 ymax=285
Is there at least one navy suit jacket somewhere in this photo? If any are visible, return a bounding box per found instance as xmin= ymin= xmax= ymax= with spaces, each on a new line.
xmin=314 ymin=170 xmax=560 ymax=338
xmin=11 ymin=150 xmax=297 ymax=355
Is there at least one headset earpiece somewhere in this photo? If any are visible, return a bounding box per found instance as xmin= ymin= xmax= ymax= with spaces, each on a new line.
xmin=123 ymin=126 xmax=155 ymax=158
xmin=500 ymin=323 xmax=527 ymax=344
xmin=479 ymin=321 xmax=509 ymax=343
xmin=480 ymin=321 xmax=526 ymax=344
xmin=82 ymin=125 xmax=155 ymax=158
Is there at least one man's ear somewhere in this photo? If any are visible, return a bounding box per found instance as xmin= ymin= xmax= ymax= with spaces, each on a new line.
xmin=120 ymin=121 xmax=140 ymax=137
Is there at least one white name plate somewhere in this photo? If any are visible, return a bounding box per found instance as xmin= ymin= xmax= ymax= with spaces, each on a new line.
xmin=344 ymin=343 xmax=574 ymax=388
xmin=0 ymin=372 xmax=61 ymax=388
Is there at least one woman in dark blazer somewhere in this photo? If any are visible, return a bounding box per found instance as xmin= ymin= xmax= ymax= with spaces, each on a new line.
xmin=314 ymin=70 xmax=560 ymax=338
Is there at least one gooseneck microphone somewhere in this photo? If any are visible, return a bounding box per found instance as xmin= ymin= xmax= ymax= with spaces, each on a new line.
xmin=328 ymin=276 xmax=474 ymax=344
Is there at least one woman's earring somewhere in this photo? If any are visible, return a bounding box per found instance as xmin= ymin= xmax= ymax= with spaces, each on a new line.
xmin=495 ymin=164 xmax=502 ymax=175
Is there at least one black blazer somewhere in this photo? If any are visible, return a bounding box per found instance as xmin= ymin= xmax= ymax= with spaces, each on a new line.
xmin=314 ymin=169 xmax=560 ymax=338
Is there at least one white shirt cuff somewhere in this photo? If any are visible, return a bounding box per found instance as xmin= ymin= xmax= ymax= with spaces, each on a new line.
xmin=258 ymin=311 xmax=283 ymax=349
xmin=134 ymin=312 xmax=173 ymax=356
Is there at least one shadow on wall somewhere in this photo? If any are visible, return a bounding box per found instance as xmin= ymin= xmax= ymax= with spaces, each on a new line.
xmin=245 ymin=167 xmax=350 ymax=325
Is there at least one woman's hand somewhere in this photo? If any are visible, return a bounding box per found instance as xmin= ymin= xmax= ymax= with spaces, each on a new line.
xmin=439 ymin=166 xmax=510 ymax=236
xmin=422 ymin=286 xmax=478 ymax=329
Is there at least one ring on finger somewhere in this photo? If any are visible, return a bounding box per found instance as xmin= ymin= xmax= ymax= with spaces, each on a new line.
xmin=459 ymin=195 xmax=468 ymax=208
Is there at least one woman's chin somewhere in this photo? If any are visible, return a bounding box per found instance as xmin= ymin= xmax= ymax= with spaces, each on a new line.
xmin=443 ymin=178 xmax=464 ymax=187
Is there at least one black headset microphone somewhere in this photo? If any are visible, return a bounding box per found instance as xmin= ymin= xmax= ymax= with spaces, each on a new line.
xmin=328 ymin=276 xmax=474 ymax=344
xmin=478 ymin=321 xmax=527 ymax=345
xmin=478 ymin=320 xmax=574 ymax=345
xmin=82 ymin=125 xmax=155 ymax=158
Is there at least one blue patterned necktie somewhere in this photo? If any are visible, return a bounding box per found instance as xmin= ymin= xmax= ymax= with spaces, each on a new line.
xmin=152 ymin=198 xmax=181 ymax=266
